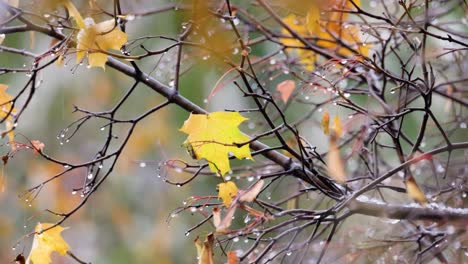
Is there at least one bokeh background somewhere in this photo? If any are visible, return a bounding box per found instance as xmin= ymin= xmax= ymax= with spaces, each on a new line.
xmin=1 ymin=0 xmax=467 ymax=263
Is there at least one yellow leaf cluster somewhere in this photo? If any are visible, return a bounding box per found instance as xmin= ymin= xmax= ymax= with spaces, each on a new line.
xmin=28 ymin=223 xmax=70 ymax=264
xmin=179 ymin=112 xmax=253 ymax=176
xmin=280 ymin=0 xmax=368 ymax=70
xmin=55 ymin=0 xmax=128 ymax=69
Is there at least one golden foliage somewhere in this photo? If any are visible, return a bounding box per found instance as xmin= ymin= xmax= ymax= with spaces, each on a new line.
xmin=180 ymin=112 xmax=252 ymax=176
xmin=218 ymin=181 xmax=238 ymax=207
xmin=28 ymin=223 xmax=70 ymax=264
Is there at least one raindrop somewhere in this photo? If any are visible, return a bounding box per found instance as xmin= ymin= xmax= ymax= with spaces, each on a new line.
xmin=64 ymin=165 xmax=70 ymax=169
xmin=176 ymin=184 xmax=182 ymax=187
xmin=233 ymin=237 xmax=239 ymax=243
xmin=72 ymin=191 xmax=77 ymax=195
xmin=232 ymin=48 xmax=239 ymax=55
xmin=87 ymin=174 xmax=93 ymax=179
xmin=185 ymin=232 xmax=190 ymax=237
xmin=244 ymin=238 xmax=249 ymax=243
xmin=286 ymin=251 xmax=292 ymax=256
xmin=43 ymin=14 xmax=50 ymax=18
xmin=202 ymin=55 xmax=210 ymax=60
xmin=203 ymin=98 xmax=208 ymax=104
xmin=233 ymin=17 xmax=240 ymax=25
xmin=139 ymin=162 xmax=147 ymax=168
xmin=247 ymin=176 xmax=254 ymax=182
xmin=248 ymin=122 xmax=256 ymax=130
xmin=390 ymin=90 xmax=396 ymax=94
xmin=269 ymin=59 xmax=276 ymax=65
xmin=98 ymin=164 xmax=103 ymax=169
xmin=460 ymin=122 xmax=467 ymax=129
xmin=190 ymin=207 xmax=197 ymax=213
xmin=224 ymin=176 xmax=232 ymax=181
xmin=169 ymin=80 xmax=175 ymax=87
xmin=340 ymin=60 xmax=347 ymax=64
xmin=126 ymin=14 xmax=135 ymax=21
xmin=344 ymin=93 xmax=351 ymax=98
xmin=304 ymin=96 xmax=310 ymax=100
xmin=462 ymin=192 xmax=467 ymax=198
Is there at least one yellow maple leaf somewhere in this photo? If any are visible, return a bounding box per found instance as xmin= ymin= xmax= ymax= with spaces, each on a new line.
xmin=0 ymin=84 xmax=17 ymax=149
xmin=179 ymin=112 xmax=253 ymax=176
xmin=218 ymin=181 xmax=238 ymax=207
xmin=76 ymin=18 xmax=128 ymax=69
xmin=28 ymin=223 xmax=70 ymax=264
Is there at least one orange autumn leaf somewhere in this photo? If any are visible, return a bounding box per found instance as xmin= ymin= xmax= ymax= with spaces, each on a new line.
xmin=321 ymin=111 xmax=330 ymax=135
xmin=218 ymin=181 xmax=238 ymax=207
xmin=276 ymin=80 xmax=296 ymax=103
xmin=332 ymin=115 xmax=343 ymax=138
xmin=194 ymin=234 xmax=214 ymax=264
xmin=227 ymin=251 xmax=240 ymax=264
xmin=27 ymin=223 xmax=70 ymax=264
xmin=406 ymin=175 xmax=427 ymax=205
xmin=179 ymin=112 xmax=253 ymax=176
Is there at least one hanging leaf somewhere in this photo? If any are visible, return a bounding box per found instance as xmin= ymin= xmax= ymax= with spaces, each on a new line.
xmin=76 ymin=18 xmax=128 ymax=69
xmin=0 ymin=84 xmax=17 ymax=150
xmin=332 ymin=115 xmax=343 ymax=138
xmin=218 ymin=181 xmax=238 ymax=207
xmin=27 ymin=223 xmax=70 ymax=264
xmin=406 ymin=175 xmax=427 ymax=205
xmin=321 ymin=111 xmax=330 ymax=135
xmin=276 ymin=80 xmax=296 ymax=103
xmin=179 ymin=112 xmax=253 ymax=176
xmin=194 ymin=234 xmax=214 ymax=264
xmin=327 ymin=133 xmax=346 ymax=183
xmin=0 ymin=34 xmax=5 ymax=45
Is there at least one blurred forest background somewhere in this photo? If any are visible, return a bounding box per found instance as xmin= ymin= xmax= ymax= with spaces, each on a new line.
xmin=0 ymin=0 xmax=467 ymax=263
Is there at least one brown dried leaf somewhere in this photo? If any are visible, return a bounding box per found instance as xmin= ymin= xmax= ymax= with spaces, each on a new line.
xmin=239 ymin=180 xmax=264 ymax=203
xmin=276 ymin=80 xmax=296 ymax=103
xmin=194 ymin=234 xmax=215 ymax=264
xmin=326 ymin=134 xmax=346 ymax=183
xmin=31 ymin=140 xmax=45 ymax=155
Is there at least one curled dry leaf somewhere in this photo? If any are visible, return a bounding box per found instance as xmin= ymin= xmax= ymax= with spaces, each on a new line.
xmin=212 ymin=207 xmax=221 ymax=228
xmin=327 ymin=133 xmax=346 ymax=183
xmin=179 ymin=112 xmax=253 ymax=176
xmin=31 ymin=140 xmax=45 ymax=155
xmin=28 ymin=223 xmax=70 ymax=264
xmin=0 ymin=34 xmax=5 ymax=45
xmin=239 ymin=180 xmax=264 ymax=203
xmin=215 ymin=204 xmax=236 ymax=232
xmin=218 ymin=181 xmax=238 ymax=207
xmin=276 ymin=80 xmax=296 ymax=103
xmin=194 ymin=234 xmax=214 ymax=264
